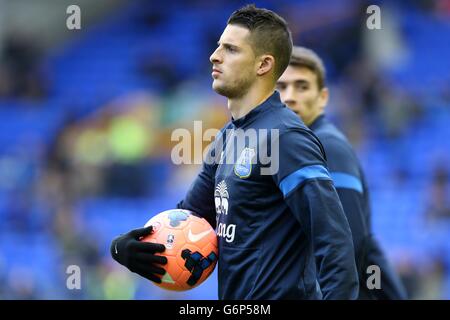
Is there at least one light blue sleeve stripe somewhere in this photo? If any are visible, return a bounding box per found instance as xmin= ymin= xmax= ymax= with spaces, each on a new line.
xmin=330 ymin=172 xmax=363 ymax=194
xmin=279 ymin=164 xmax=331 ymax=197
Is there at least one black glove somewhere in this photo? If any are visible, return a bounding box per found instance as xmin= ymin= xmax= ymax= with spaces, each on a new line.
xmin=110 ymin=226 xmax=167 ymax=283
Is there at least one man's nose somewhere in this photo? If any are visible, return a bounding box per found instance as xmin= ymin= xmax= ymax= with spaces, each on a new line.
xmin=210 ymin=48 xmax=222 ymax=64
xmin=282 ymin=86 xmax=297 ymax=105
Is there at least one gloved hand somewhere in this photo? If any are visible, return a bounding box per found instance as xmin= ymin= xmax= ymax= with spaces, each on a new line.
xmin=110 ymin=226 xmax=167 ymax=283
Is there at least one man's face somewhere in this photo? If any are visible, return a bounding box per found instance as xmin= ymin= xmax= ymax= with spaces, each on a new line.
xmin=277 ymin=65 xmax=328 ymax=126
xmin=210 ymin=24 xmax=258 ymax=98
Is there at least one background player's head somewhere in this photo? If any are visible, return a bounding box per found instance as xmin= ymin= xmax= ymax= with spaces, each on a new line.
xmin=277 ymin=46 xmax=329 ymax=126
xmin=209 ymin=4 xmax=292 ymax=99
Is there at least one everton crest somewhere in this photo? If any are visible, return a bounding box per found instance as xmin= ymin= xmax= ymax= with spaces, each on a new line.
xmin=234 ymin=147 xmax=256 ymax=179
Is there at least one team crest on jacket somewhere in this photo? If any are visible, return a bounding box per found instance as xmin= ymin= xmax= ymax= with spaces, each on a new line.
xmin=234 ymin=147 xmax=255 ymax=179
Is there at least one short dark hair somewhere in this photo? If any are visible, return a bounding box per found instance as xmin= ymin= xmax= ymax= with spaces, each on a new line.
xmin=289 ymin=46 xmax=326 ymax=89
xmin=227 ymin=4 xmax=293 ymax=80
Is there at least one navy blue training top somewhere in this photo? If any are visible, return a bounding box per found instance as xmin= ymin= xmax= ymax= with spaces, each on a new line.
xmin=178 ymin=91 xmax=359 ymax=300
xmin=310 ymin=115 xmax=407 ymax=300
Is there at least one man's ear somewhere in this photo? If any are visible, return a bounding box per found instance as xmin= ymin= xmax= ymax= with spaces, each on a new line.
xmin=257 ymin=55 xmax=275 ymax=76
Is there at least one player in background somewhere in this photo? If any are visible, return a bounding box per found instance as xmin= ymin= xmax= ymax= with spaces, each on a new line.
xmin=277 ymin=46 xmax=407 ymax=299
xmin=111 ymin=5 xmax=359 ymax=299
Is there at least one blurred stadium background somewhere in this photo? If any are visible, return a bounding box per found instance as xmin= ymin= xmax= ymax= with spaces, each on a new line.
xmin=0 ymin=0 xmax=449 ymax=299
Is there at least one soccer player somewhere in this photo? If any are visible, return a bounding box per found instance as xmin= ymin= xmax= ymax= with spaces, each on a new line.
xmin=277 ymin=46 xmax=407 ymax=299
xmin=111 ymin=5 xmax=359 ymax=299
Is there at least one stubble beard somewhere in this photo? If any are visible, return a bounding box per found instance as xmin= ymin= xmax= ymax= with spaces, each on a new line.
xmin=212 ymin=73 xmax=255 ymax=99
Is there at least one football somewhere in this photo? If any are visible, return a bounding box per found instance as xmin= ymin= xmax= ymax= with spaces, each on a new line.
xmin=141 ymin=209 xmax=218 ymax=291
